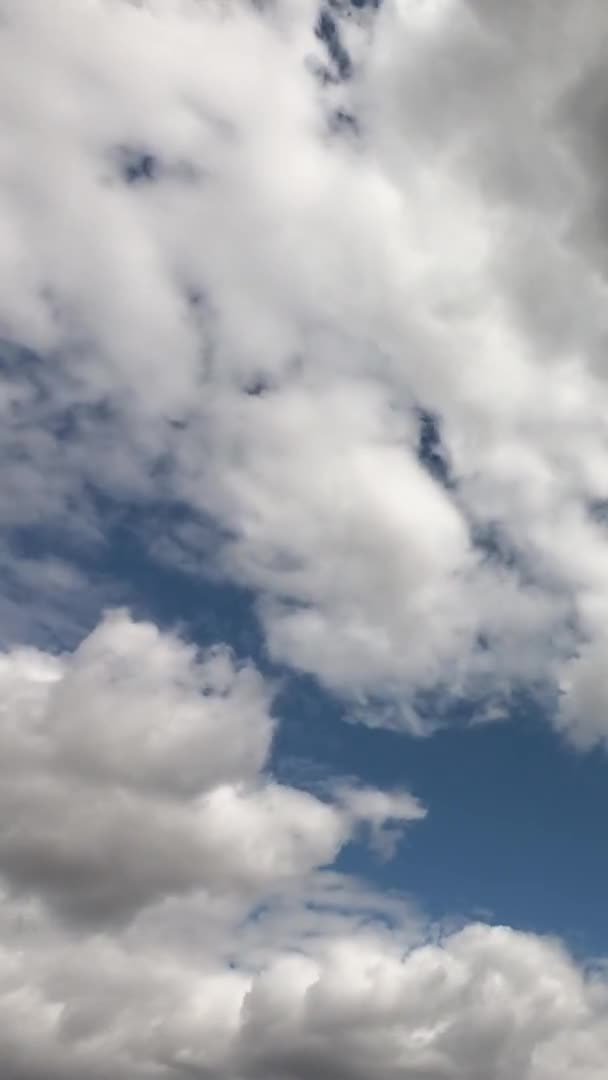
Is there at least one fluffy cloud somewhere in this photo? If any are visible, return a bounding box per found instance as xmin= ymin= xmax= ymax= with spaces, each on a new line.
xmin=0 ymin=606 xmax=606 ymax=1080
xmin=3 ymin=0 xmax=608 ymax=735
xmin=2 ymin=884 xmax=608 ymax=1080
xmin=0 ymin=609 xmax=423 ymax=923
xmin=0 ymin=609 xmax=606 ymax=1080
xmin=0 ymin=608 xmax=426 ymax=1076
xmin=0 ymin=610 xmax=603 ymax=1080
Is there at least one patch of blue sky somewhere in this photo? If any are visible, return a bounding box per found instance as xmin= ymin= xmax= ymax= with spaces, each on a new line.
xmin=274 ymin=675 xmax=608 ymax=959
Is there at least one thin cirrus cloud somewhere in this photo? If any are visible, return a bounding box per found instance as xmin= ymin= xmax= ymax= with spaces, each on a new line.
xmin=2 ymin=1 xmax=608 ymax=1077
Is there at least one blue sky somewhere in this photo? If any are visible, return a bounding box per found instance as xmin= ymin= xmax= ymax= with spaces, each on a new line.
xmin=4 ymin=1 xmax=608 ymax=1078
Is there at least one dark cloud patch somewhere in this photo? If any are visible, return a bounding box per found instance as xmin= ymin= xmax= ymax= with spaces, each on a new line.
xmin=472 ymin=520 xmax=521 ymax=571
xmin=113 ymin=147 xmax=202 ymax=187
xmin=416 ymin=408 xmax=452 ymax=489
xmin=588 ymin=497 xmax=608 ymax=525
xmin=244 ymin=376 xmax=272 ymax=397
xmin=329 ymin=108 xmax=359 ymax=135
xmin=327 ymin=0 xmax=382 ymax=12
xmin=118 ymin=148 xmax=159 ymax=184
xmin=0 ymin=338 xmax=42 ymax=374
xmin=316 ymin=7 xmax=352 ymax=80
xmin=0 ymin=339 xmax=48 ymax=410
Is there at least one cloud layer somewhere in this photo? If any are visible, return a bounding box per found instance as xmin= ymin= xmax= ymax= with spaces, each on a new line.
xmin=0 ymin=611 xmax=605 ymax=1080
xmin=3 ymin=2 xmax=608 ymax=1076
xmin=2 ymin=879 xmax=608 ymax=1080
xmin=3 ymin=0 xmax=608 ymax=737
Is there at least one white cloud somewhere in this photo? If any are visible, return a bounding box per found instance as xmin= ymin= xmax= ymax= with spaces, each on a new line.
xmin=1 ymin=882 xmax=608 ymax=1080
xmin=3 ymin=0 xmax=608 ymax=734
xmin=335 ymin=782 xmax=427 ymax=857
xmin=2 ymin=0 xmax=608 ymax=837
xmin=0 ymin=609 xmax=605 ymax=1080
xmin=5 ymin=5 xmax=608 ymax=1076
xmin=0 ymin=608 xmax=434 ymax=1077
xmin=0 ymin=609 xmax=423 ymax=923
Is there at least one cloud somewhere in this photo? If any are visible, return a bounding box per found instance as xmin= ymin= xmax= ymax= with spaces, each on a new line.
xmin=1 ymin=882 xmax=608 ymax=1080
xmin=0 ymin=608 xmax=433 ymax=1079
xmin=5 ymin=5 xmax=608 ymax=1076
xmin=3 ymin=0 xmax=608 ymax=735
xmin=7 ymin=0 xmax=608 ymax=718
xmin=0 ymin=598 xmax=604 ymax=1080
xmin=0 ymin=610 xmax=604 ymax=1080
xmin=0 ymin=609 xmax=423 ymax=923
xmin=0 ymin=8 xmax=531 ymax=686
xmin=335 ymin=782 xmax=427 ymax=857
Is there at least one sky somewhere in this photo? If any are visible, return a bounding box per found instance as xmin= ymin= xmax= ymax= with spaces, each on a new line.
xmin=4 ymin=0 xmax=608 ymax=1077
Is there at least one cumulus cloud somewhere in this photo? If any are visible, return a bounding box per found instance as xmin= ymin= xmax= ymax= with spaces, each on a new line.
xmin=0 ymin=609 xmax=423 ymax=923
xmin=4 ymin=605 xmax=604 ymax=1080
xmin=0 ymin=609 xmax=607 ymax=1080
xmin=2 ymin=883 xmax=608 ymax=1080
xmin=0 ymin=608 xmax=430 ymax=1077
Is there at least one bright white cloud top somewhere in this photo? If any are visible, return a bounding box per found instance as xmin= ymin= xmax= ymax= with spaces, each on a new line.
xmin=2 ymin=0 xmax=608 ymax=1076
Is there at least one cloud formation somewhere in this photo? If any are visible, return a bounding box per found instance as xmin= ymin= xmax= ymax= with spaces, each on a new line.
xmin=3 ymin=0 xmax=608 ymax=737
xmin=0 ymin=610 xmax=605 ymax=1080
xmin=0 ymin=610 xmax=423 ymax=923
xmin=2 ymin=884 xmax=608 ymax=1080
xmin=3 ymin=3 xmax=608 ymax=1074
